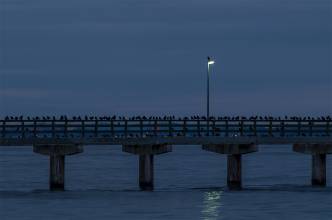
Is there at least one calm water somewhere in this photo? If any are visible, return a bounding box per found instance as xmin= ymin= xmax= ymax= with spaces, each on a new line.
xmin=0 ymin=145 xmax=331 ymax=220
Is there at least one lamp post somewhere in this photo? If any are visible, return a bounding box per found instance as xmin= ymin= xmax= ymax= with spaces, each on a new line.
xmin=207 ymin=56 xmax=215 ymax=120
xmin=206 ymin=56 xmax=215 ymax=135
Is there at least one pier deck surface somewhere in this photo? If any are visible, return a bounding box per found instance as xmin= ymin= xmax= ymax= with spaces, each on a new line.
xmin=1 ymin=118 xmax=331 ymax=146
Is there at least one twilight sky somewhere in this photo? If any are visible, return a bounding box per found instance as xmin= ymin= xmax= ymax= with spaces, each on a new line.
xmin=0 ymin=0 xmax=331 ymax=116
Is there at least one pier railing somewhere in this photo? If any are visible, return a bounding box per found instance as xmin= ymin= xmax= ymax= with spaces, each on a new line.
xmin=1 ymin=119 xmax=330 ymax=139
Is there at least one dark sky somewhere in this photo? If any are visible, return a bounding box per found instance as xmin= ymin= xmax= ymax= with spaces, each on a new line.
xmin=0 ymin=0 xmax=331 ymax=116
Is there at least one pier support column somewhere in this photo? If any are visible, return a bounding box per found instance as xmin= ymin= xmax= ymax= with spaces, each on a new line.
xmin=202 ymin=144 xmax=258 ymax=190
xmin=50 ymin=155 xmax=65 ymax=190
xmin=33 ymin=144 xmax=83 ymax=191
xmin=123 ymin=144 xmax=172 ymax=190
xmin=293 ymin=144 xmax=331 ymax=187
xmin=139 ymin=155 xmax=154 ymax=190
xmin=227 ymin=154 xmax=242 ymax=190
xmin=312 ymin=154 xmax=326 ymax=186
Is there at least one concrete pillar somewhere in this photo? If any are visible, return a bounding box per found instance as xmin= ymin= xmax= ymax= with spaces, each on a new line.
xmin=139 ymin=155 xmax=154 ymax=190
xmin=123 ymin=144 xmax=172 ymax=190
xmin=227 ymin=154 xmax=242 ymax=190
xmin=34 ymin=144 xmax=83 ymax=191
xmin=202 ymin=143 xmax=257 ymax=190
xmin=312 ymin=154 xmax=326 ymax=186
xmin=50 ymin=155 xmax=65 ymax=190
xmin=293 ymin=144 xmax=331 ymax=187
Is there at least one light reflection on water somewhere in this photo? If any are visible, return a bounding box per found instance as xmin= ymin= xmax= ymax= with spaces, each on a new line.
xmin=201 ymin=191 xmax=223 ymax=220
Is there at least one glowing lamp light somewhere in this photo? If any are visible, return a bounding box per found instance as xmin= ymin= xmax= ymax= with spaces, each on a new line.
xmin=208 ymin=60 xmax=215 ymax=65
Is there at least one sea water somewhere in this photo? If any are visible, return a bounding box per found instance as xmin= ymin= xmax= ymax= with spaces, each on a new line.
xmin=0 ymin=145 xmax=331 ymax=220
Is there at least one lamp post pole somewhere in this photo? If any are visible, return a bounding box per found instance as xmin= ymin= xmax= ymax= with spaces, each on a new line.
xmin=207 ymin=61 xmax=210 ymax=120
xmin=206 ymin=57 xmax=215 ymax=134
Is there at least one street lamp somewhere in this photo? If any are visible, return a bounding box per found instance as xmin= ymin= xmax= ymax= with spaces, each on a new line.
xmin=207 ymin=56 xmax=215 ymax=120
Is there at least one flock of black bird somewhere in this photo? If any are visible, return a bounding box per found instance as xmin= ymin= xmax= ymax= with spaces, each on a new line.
xmin=1 ymin=115 xmax=331 ymax=121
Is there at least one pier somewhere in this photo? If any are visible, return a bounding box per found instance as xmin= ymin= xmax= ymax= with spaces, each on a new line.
xmin=0 ymin=116 xmax=331 ymax=190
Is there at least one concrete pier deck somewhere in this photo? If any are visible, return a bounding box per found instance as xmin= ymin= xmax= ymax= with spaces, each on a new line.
xmin=0 ymin=117 xmax=331 ymax=190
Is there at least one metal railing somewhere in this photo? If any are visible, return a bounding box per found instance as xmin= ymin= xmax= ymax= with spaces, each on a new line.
xmin=0 ymin=118 xmax=330 ymax=139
